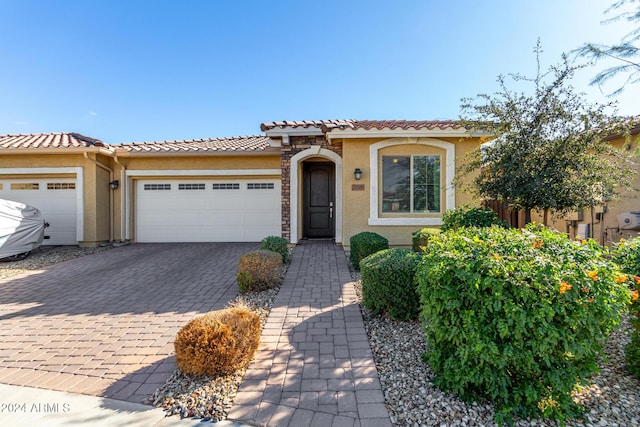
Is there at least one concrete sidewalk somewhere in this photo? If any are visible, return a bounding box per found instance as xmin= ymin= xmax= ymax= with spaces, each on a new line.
xmin=227 ymin=240 xmax=392 ymax=427
xmin=0 ymin=383 xmax=246 ymax=427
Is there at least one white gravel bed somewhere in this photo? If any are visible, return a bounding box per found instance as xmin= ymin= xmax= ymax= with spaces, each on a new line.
xmin=352 ymin=275 xmax=640 ymax=427
xmin=0 ymin=245 xmax=113 ymax=280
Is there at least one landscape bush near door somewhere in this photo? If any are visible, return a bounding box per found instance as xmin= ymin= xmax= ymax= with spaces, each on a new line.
xmin=416 ymin=225 xmax=630 ymax=424
xmin=237 ymin=250 xmax=282 ymax=292
xmin=260 ymin=236 xmax=289 ymax=264
xmin=349 ymin=231 xmax=388 ymax=270
xmin=174 ymin=307 xmax=261 ymax=376
xmin=360 ymin=248 xmax=421 ymax=320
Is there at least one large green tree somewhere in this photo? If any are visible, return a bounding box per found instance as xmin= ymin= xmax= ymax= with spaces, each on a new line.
xmin=573 ymin=0 xmax=640 ymax=95
xmin=458 ymin=44 xmax=636 ymax=225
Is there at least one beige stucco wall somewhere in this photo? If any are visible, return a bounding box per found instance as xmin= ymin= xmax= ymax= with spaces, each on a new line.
xmin=340 ymin=136 xmax=482 ymax=248
xmin=0 ymin=152 xmax=112 ymax=246
xmin=532 ymin=136 xmax=640 ymax=246
xmin=116 ymin=154 xmax=280 ymax=171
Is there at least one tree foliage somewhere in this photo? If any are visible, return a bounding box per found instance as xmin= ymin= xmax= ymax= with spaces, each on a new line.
xmin=573 ymin=0 xmax=640 ymax=95
xmin=458 ymin=43 xmax=636 ymax=224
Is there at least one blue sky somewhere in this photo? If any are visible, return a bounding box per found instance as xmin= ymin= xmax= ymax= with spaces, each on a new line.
xmin=0 ymin=0 xmax=637 ymax=144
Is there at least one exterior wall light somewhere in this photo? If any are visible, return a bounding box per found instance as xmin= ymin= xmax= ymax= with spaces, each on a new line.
xmin=354 ymin=168 xmax=362 ymax=180
xmin=109 ymin=180 xmax=119 ymax=190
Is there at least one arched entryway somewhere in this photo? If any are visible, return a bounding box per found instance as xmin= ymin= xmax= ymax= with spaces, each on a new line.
xmin=289 ymin=148 xmax=342 ymax=244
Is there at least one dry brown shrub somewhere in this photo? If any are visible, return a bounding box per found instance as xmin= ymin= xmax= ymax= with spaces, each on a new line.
xmin=237 ymin=249 xmax=282 ymax=292
xmin=174 ymin=306 xmax=261 ymax=376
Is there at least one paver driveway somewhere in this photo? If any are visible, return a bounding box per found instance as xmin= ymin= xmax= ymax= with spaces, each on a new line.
xmin=0 ymin=242 xmax=257 ymax=403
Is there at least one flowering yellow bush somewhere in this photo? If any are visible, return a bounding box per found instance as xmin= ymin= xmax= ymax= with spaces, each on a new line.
xmin=418 ymin=225 xmax=630 ymax=424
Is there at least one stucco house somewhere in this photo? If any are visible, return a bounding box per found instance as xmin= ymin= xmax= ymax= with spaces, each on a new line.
xmin=0 ymin=120 xmax=482 ymax=248
xmin=1 ymin=119 xmax=636 ymax=248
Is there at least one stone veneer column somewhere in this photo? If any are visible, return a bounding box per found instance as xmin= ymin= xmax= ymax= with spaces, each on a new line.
xmin=280 ymin=135 xmax=342 ymax=242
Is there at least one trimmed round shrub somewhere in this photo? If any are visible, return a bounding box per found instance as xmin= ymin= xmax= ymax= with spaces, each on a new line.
xmin=174 ymin=307 xmax=261 ymax=376
xmin=611 ymin=238 xmax=640 ymax=378
xmin=360 ymin=248 xmax=421 ymax=320
xmin=411 ymin=228 xmax=441 ymax=253
xmin=260 ymin=235 xmax=289 ymax=264
xmin=349 ymin=231 xmax=388 ymax=270
xmin=441 ymin=205 xmax=508 ymax=232
xmin=237 ymin=250 xmax=282 ymax=292
xmin=417 ymin=225 xmax=630 ymax=424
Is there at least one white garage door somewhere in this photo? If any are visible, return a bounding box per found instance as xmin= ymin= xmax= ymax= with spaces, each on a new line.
xmin=0 ymin=179 xmax=78 ymax=245
xmin=136 ymin=179 xmax=281 ymax=242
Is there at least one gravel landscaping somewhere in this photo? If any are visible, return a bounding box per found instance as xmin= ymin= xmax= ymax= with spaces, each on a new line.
xmin=6 ymin=244 xmax=638 ymax=426
xmin=352 ymin=274 xmax=640 ymax=427
xmin=149 ymin=287 xmax=279 ymax=422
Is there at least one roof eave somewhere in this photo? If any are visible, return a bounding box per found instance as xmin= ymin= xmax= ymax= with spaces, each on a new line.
xmin=264 ymin=127 xmax=324 ymax=138
xmin=113 ymin=147 xmax=280 ymax=157
xmin=0 ymin=146 xmax=114 ymax=155
xmin=325 ymin=127 xmax=486 ymax=140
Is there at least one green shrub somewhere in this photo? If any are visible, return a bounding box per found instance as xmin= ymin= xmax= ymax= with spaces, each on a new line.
xmin=237 ymin=250 xmax=282 ymax=292
xmin=611 ymin=238 xmax=640 ymax=378
xmin=349 ymin=231 xmax=388 ymax=270
xmin=260 ymin=235 xmax=289 ymax=263
xmin=360 ymin=248 xmax=421 ymax=320
xmin=627 ymin=311 xmax=640 ymax=378
xmin=412 ymin=228 xmax=441 ymax=253
xmin=416 ymin=225 xmax=630 ymax=424
xmin=174 ymin=306 xmax=261 ymax=376
xmin=612 ymin=237 xmax=640 ymax=276
xmin=441 ymin=205 xmax=508 ymax=232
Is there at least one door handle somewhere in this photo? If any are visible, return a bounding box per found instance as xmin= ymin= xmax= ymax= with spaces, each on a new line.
xmin=329 ymin=201 xmax=334 ymax=219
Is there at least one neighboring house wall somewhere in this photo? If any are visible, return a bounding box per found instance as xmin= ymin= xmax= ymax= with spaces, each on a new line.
xmin=533 ymin=135 xmax=640 ymax=246
xmin=0 ymin=153 xmax=110 ymax=247
xmin=84 ymin=153 xmax=112 ymax=245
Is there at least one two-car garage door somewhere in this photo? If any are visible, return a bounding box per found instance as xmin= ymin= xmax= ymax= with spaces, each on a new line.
xmin=136 ymin=179 xmax=281 ymax=242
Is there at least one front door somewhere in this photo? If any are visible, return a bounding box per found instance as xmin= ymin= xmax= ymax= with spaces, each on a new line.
xmin=303 ymin=162 xmax=335 ymax=238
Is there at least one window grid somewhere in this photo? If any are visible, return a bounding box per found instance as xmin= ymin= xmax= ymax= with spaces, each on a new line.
xmin=11 ymin=183 xmax=39 ymax=190
xmin=144 ymin=184 xmax=171 ymax=191
xmin=212 ymin=183 xmax=240 ymax=190
xmin=178 ymin=183 xmax=205 ymax=190
xmin=47 ymin=183 xmax=76 ymax=190
xmin=247 ymin=183 xmax=274 ymax=190
xmin=381 ymin=155 xmax=440 ymax=214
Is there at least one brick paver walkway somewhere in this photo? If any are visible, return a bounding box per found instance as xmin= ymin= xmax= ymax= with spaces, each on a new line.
xmin=0 ymin=243 xmax=256 ymax=403
xmin=228 ymin=240 xmax=392 ymax=427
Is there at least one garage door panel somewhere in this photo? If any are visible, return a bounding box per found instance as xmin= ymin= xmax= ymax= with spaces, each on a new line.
xmin=136 ymin=180 xmax=281 ymax=243
xmin=0 ymin=179 xmax=77 ymax=245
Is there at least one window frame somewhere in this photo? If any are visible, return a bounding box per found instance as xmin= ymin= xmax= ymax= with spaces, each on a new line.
xmin=368 ymin=138 xmax=455 ymax=226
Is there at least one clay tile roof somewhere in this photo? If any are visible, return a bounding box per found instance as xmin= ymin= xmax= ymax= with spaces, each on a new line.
xmin=260 ymin=119 xmax=464 ymax=133
xmin=345 ymin=120 xmax=463 ymax=131
xmin=260 ymin=120 xmax=355 ymax=132
xmin=116 ymin=135 xmax=273 ymax=153
xmin=0 ymin=132 xmax=106 ymax=149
